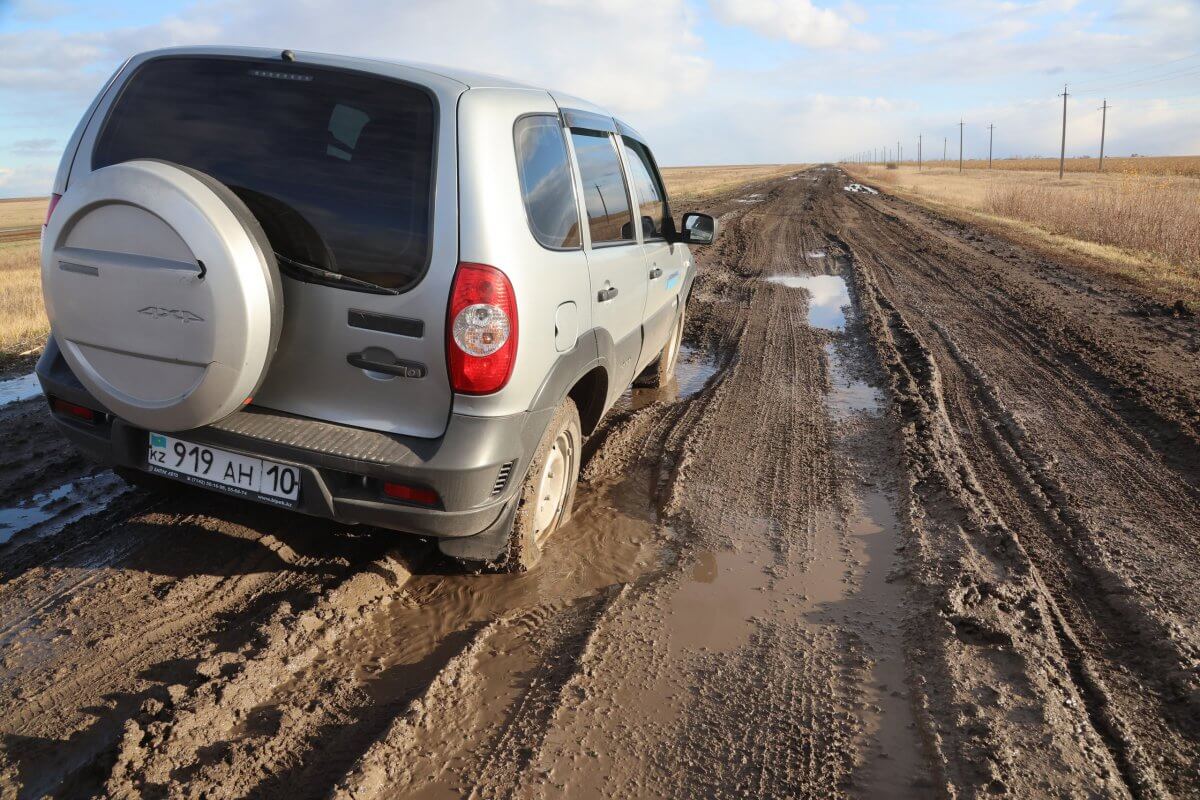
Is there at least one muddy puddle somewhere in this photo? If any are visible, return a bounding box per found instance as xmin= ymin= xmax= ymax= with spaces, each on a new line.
xmin=670 ymin=265 xmax=919 ymax=793
xmin=251 ymin=464 xmax=677 ymax=740
xmin=765 ymin=272 xmax=851 ymax=330
xmin=827 ymin=342 xmax=884 ymax=420
xmin=615 ymin=343 xmax=720 ymax=412
xmin=0 ymin=472 xmax=126 ymax=547
xmin=0 ymin=372 xmax=40 ymax=407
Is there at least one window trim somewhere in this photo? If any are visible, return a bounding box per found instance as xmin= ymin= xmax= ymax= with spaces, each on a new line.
xmin=561 ymin=107 xmax=617 ymax=133
xmin=567 ymin=127 xmax=640 ymax=251
xmin=90 ymin=54 xmax=441 ymax=295
xmin=512 ymin=113 xmax=584 ymax=252
xmin=621 ymin=136 xmax=671 ymax=243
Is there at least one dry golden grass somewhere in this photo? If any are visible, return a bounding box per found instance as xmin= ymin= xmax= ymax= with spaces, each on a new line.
xmin=845 ymin=163 xmax=1200 ymax=305
xmin=896 ymin=155 xmax=1200 ymax=178
xmin=0 ymin=241 xmax=47 ymax=359
xmin=662 ymin=164 xmax=804 ymax=202
xmin=0 ymin=198 xmax=48 ymax=230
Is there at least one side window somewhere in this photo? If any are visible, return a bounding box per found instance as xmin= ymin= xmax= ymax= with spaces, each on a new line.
xmin=514 ymin=116 xmax=581 ymax=249
xmin=569 ymin=130 xmax=635 ymax=245
xmin=622 ymin=138 xmax=670 ymax=240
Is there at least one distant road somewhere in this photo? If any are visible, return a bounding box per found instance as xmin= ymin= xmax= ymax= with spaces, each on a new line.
xmin=0 ymin=226 xmax=40 ymax=244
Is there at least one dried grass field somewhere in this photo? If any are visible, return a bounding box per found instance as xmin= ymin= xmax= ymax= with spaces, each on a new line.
xmin=925 ymin=154 xmax=1200 ymax=178
xmin=845 ymin=162 xmax=1200 ymax=307
xmin=0 ymin=197 xmax=48 ymax=230
xmin=661 ymin=163 xmax=803 ymax=202
xmin=0 ymin=240 xmax=44 ymax=363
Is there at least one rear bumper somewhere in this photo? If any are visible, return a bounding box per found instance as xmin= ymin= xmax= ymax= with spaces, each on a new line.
xmin=36 ymin=338 xmax=547 ymax=544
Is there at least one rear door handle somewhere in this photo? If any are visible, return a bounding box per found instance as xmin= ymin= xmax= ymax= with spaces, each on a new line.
xmin=347 ymin=351 xmax=426 ymax=378
xmin=597 ymin=286 xmax=619 ymax=302
xmin=648 ymin=268 xmax=663 ymax=279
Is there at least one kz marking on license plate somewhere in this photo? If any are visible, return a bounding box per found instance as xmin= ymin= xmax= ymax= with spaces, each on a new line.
xmin=146 ymin=433 xmax=301 ymax=507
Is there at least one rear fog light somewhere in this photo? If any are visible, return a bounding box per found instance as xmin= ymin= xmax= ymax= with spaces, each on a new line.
xmin=51 ymin=397 xmax=97 ymax=423
xmin=382 ymin=482 xmax=439 ymax=507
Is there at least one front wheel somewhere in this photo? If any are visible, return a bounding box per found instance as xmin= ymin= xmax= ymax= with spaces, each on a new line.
xmin=498 ymin=398 xmax=582 ymax=572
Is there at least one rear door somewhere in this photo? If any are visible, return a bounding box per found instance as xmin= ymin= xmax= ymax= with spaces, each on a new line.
xmin=565 ymin=123 xmax=649 ymax=401
xmin=620 ymin=135 xmax=682 ymax=371
xmin=85 ymin=54 xmax=458 ymax=438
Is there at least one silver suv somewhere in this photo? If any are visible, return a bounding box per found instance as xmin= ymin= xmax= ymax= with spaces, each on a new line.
xmin=37 ymin=47 xmax=718 ymax=570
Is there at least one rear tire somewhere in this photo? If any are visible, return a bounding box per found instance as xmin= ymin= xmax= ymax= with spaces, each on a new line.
xmin=496 ymin=398 xmax=581 ymax=573
xmin=638 ymin=305 xmax=685 ymax=389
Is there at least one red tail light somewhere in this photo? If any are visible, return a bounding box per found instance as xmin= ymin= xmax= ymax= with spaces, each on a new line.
xmin=447 ymin=262 xmax=518 ymax=395
xmin=382 ymin=482 xmax=439 ymax=507
xmin=44 ymin=193 xmax=62 ymax=226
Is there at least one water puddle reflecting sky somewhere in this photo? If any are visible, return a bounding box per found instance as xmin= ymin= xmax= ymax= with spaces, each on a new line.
xmin=0 ymin=373 xmax=40 ymax=407
xmin=616 ymin=344 xmax=720 ymax=413
xmin=763 ymin=274 xmax=850 ymax=330
xmin=0 ymin=473 xmax=126 ymax=546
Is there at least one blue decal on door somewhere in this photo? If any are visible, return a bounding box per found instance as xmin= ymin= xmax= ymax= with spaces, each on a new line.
xmin=665 ymin=271 xmax=681 ymax=289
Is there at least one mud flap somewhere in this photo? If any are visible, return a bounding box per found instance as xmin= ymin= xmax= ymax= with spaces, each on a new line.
xmin=436 ymin=496 xmax=519 ymax=563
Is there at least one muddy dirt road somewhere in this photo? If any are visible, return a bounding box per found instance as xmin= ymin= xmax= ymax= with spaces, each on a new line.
xmin=2 ymin=167 xmax=1198 ymax=798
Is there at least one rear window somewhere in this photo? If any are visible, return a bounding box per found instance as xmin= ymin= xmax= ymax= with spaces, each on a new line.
xmin=94 ymin=56 xmax=436 ymax=291
xmin=569 ymin=130 xmax=634 ymax=246
xmin=514 ymin=116 xmax=581 ymax=249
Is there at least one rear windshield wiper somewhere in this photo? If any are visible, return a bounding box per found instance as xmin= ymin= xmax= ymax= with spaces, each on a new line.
xmin=274 ymin=252 xmax=398 ymax=295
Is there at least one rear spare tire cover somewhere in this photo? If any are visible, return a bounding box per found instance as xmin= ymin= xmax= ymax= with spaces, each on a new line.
xmin=41 ymin=160 xmax=282 ymax=432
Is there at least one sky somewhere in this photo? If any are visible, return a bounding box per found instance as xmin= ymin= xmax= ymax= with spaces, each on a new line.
xmin=1 ymin=0 xmax=1199 ymax=197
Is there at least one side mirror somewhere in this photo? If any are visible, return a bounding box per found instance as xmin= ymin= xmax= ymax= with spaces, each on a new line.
xmin=676 ymin=212 xmax=719 ymax=246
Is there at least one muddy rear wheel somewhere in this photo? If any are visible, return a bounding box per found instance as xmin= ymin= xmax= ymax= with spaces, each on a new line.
xmin=497 ymin=398 xmax=581 ymax=572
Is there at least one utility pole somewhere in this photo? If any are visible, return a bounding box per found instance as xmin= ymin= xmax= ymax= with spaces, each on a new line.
xmin=918 ymin=134 xmax=922 ymax=171
xmin=943 ymin=137 xmax=947 ymax=163
xmin=1098 ymin=99 xmax=1108 ymax=172
xmin=988 ymin=124 xmax=994 ymax=169
xmin=897 ymin=140 xmax=901 ymax=165
xmin=1058 ymin=83 xmax=1069 ymax=179
xmin=958 ymin=119 xmax=964 ymax=173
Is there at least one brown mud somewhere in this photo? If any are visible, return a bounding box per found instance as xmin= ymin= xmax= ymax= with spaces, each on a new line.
xmin=1 ymin=167 xmax=1197 ymax=798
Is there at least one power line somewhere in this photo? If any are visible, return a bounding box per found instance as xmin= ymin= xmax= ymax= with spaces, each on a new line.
xmin=1069 ymin=49 xmax=1200 ymax=91
xmin=1074 ymin=64 xmax=1200 ymax=94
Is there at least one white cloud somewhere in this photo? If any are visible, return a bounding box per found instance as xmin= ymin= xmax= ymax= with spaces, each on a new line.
xmin=188 ymin=0 xmax=710 ymax=115
xmin=710 ymin=0 xmax=875 ymax=49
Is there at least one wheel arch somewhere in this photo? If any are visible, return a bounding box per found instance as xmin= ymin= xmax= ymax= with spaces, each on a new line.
xmin=527 ymin=327 xmax=613 ymax=436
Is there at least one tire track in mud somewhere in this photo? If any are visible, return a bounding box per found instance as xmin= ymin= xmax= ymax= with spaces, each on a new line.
xmin=0 ymin=483 xmax=421 ymax=798
xmin=103 ymin=538 xmax=417 ymax=798
xmin=825 ymin=172 xmax=1200 ymax=797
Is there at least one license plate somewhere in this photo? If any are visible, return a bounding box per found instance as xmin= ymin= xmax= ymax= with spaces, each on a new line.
xmin=146 ymin=433 xmax=301 ymax=507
